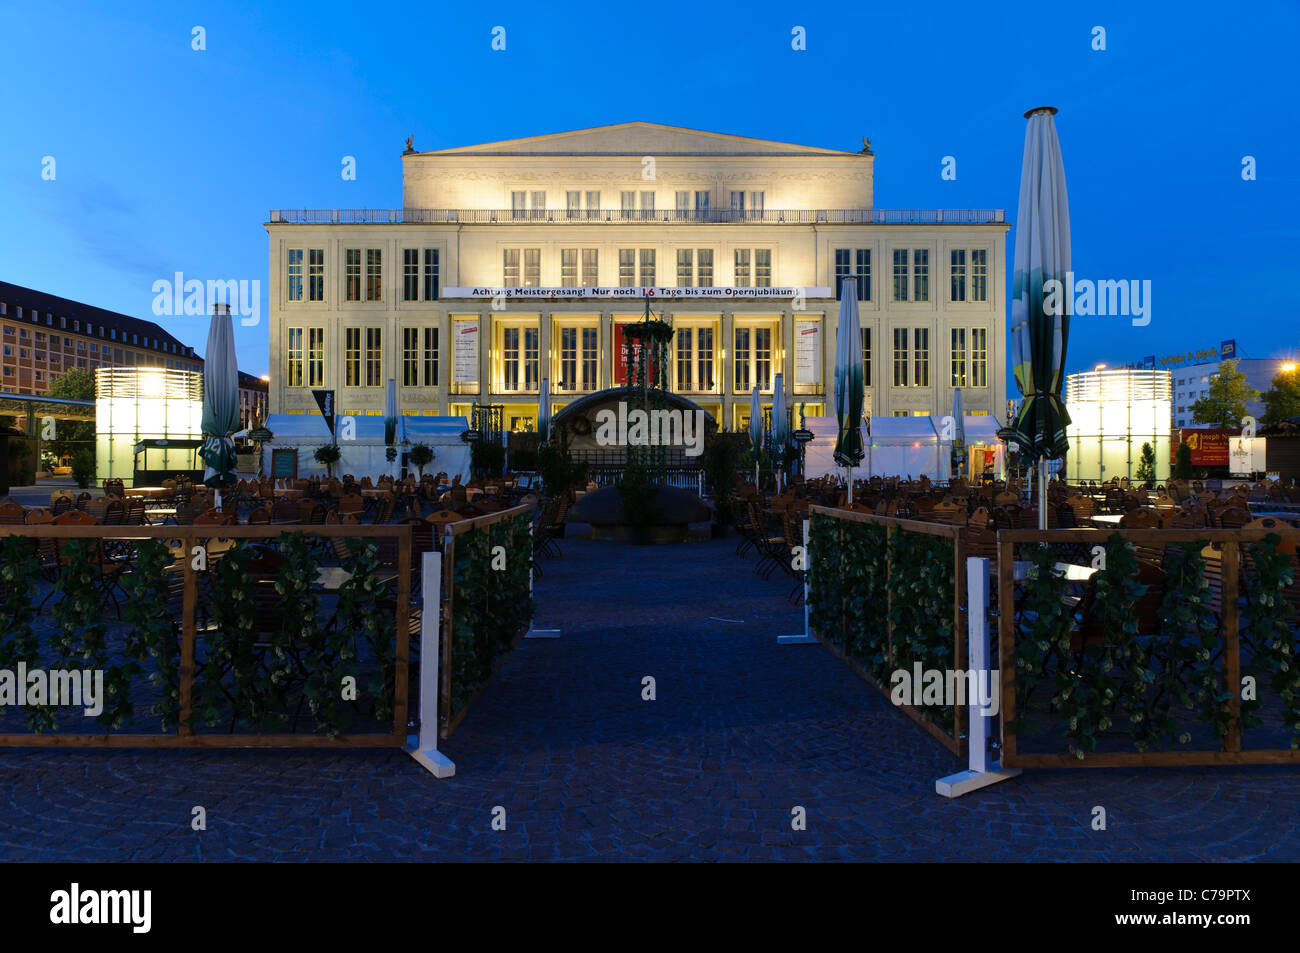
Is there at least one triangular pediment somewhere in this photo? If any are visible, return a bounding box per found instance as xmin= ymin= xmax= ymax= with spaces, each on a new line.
xmin=417 ymin=122 xmax=857 ymax=157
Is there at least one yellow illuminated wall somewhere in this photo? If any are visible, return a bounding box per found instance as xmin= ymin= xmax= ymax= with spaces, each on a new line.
xmin=95 ymin=368 xmax=204 ymax=485
xmin=1065 ymin=369 xmax=1171 ymax=483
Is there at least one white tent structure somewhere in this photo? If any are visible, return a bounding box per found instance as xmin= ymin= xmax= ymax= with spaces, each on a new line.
xmin=261 ymin=413 xmax=471 ymax=481
xmin=867 ymin=417 xmax=1006 ymax=481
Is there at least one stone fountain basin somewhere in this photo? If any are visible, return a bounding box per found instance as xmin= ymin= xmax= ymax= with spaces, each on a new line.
xmin=568 ymin=485 xmax=711 ymax=544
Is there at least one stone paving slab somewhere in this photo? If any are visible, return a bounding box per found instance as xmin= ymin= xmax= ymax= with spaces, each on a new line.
xmin=1 ymin=535 xmax=1298 ymax=861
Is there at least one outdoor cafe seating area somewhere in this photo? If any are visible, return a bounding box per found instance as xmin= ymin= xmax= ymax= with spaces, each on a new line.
xmin=0 ymin=469 xmax=558 ymax=623
xmin=730 ymin=471 xmax=1300 ymax=619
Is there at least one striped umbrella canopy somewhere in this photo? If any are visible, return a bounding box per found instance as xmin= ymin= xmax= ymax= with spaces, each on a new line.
xmin=832 ymin=277 xmax=865 ymax=500
xmin=537 ymin=377 xmax=551 ymax=445
xmin=748 ymin=385 xmax=762 ymax=486
xmin=1009 ymin=107 xmax=1072 ymax=526
xmin=199 ymin=304 xmax=240 ymax=489
xmin=951 ymin=387 xmax=966 ymax=477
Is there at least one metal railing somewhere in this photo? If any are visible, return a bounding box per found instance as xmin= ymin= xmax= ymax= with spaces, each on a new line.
xmin=268 ymin=208 xmax=1006 ymax=226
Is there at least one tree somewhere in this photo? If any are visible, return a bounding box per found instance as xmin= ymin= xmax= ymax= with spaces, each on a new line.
xmin=1261 ymin=367 xmax=1300 ymax=427
xmin=46 ymin=368 xmax=97 ymax=464
xmin=1191 ymin=358 xmax=1260 ymax=429
xmin=1135 ymin=442 xmax=1157 ymax=488
xmin=407 ymin=442 xmax=433 ymax=477
xmin=313 ymin=444 xmax=341 ymax=477
xmin=1173 ymin=442 xmax=1192 ymax=481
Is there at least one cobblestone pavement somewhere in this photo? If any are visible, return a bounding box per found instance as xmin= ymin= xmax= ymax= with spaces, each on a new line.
xmin=2 ymin=535 xmax=1298 ymax=861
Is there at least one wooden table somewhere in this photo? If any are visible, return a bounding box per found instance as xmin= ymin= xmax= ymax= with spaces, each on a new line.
xmin=126 ymin=487 xmax=172 ymax=499
xmin=273 ymin=488 xmax=305 ymax=499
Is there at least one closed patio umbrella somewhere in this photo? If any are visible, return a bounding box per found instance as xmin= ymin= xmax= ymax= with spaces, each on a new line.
xmin=537 ymin=377 xmax=551 ymax=445
xmin=772 ymin=372 xmax=790 ymax=493
xmin=748 ymin=385 xmax=762 ymax=487
xmin=199 ymin=304 xmax=241 ymax=501
xmin=1008 ymin=106 xmax=1072 ymax=529
xmin=832 ymin=276 xmax=865 ymax=504
xmin=951 ymin=387 xmax=966 ymax=481
xmin=383 ymin=377 xmax=399 ymax=472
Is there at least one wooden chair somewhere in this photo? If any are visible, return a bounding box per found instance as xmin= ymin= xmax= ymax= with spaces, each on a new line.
xmin=1119 ymin=509 xmax=1160 ymax=528
xmin=1216 ymin=505 xmax=1250 ymax=529
xmin=0 ymin=500 xmax=27 ymax=525
xmin=194 ymin=508 xmax=235 ymax=526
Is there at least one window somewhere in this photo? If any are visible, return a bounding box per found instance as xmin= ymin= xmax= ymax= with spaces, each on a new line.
xmin=557 ymin=325 xmax=599 ymax=392
xmin=893 ymin=328 xmax=909 ymax=386
xmin=402 ymin=327 xmax=420 ymax=386
xmin=733 ymin=324 xmax=773 ymax=392
xmin=861 ymin=327 xmax=872 ymax=388
xmin=694 ymin=191 xmax=710 ymax=216
xmin=424 ymin=249 xmax=439 ymax=300
xmin=913 ymin=249 xmax=929 ymax=301
xmin=730 ymin=191 xmax=745 ymax=216
xmin=286 ymin=328 xmax=304 ymax=387
xmin=345 ymin=249 xmax=362 ymax=301
xmin=512 ymin=191 xmax=527 ymax=220
xmin=834 ymin=249 xmax=872 ymax=300
xmin=675 ymin=191 xmax=690 ymax=216
xmin=566 ymin=191 xmax=580 ymax=219
xmin=345 ymin=328 xmax=361 ymax=386
xmin=735 ymin=249 xmax=751 ymax=286
xmin=621 ymin=191 xmax=635 ymax=220
xmin=561 ymin=249 xmax=579 ymax=287
xmin=750 ymin=191 xmax=764 ymax=214
xmin=697 ymin=249 xmax=713 ymax=287
xmin=581 ymin=249 xmax=598 ymax=286
xmin=366 ymin=249 xmax=382 ymax=301
xmin=403 ymin=249 xmax=420 ymax=301
xmin=640 ymin=191 xmax=654 ymax=220
xmin=677 ymin=249 xmax=693 ymax=286
xmin=754 ymin=249 xmax=771 ymax=287
xmin=307 ymin=328 xmax=323 ymax=386
xmin=640 ymin=249 xmax=656 ymax=286
xmin=971 ymin=328 xmax=987 ymax=387
xmin=365 ymin=328 xmax=382 ymax=385
xmin=423 ymin=327 xmax=438 ymax=386
xmin=913 ymin=328 xmax=929 ymax=386
xmin=620 ymin=247 xmax=656 ymax=286
xmin=531 ymin=191 xmax=545 ymax=219
xmin=971 ymin=249 xmax=988 ymax=302
xmin=308 ymin=249 xmax=324 ymax=300
xmin=892 ymin=249 xmax=909 ymax=301
xmin=951 ymin=328 xmax=967 ymax=386
xmin=675 ymin=324 xmax=716 ymax=393
xmin=951 ymin=249 xmax=967 ymax=302
xmin=502 ymin=248 xmax=540 ymax=286
xmin=501 ymin=326 xmax=539 ymax=392
xmin=585 ymin=191 xmax=600 ymax=220
xmin=287 ymin=249 xmax=304 ymax=301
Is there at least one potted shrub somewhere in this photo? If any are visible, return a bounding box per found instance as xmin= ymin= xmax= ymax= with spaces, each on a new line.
xmin=71 ymin=448 xmax=95 ymax=489
xmin=313 ymin=443 xmax=342 ymax=478
xmin=407 ymin=442 xmax=434 ymax=478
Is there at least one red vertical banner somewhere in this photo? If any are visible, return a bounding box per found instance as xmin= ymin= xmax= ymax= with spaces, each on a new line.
xmin=613 ymin=323 xmax=644 ymax=386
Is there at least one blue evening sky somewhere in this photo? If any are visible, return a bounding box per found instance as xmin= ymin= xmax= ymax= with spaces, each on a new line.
xmin=2 ymin=0 xmax=1296 ymax=380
